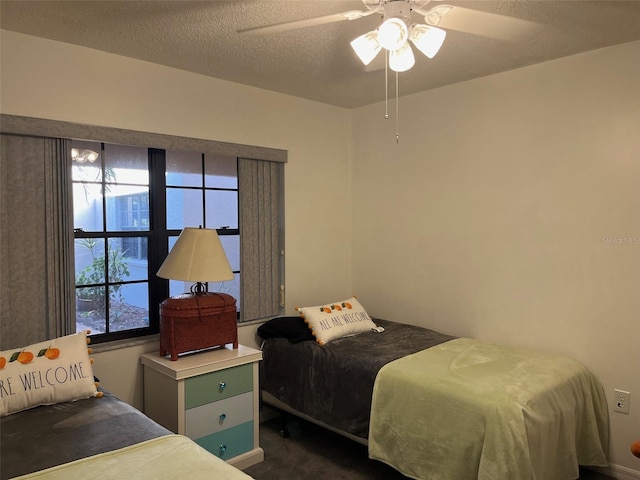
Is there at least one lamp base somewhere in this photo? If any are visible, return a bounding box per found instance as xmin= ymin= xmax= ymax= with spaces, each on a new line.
xmin=159 ymin=292 xmax=238 ymax=361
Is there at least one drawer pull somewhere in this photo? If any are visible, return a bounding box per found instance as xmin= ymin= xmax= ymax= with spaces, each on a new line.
xmin=219 ymin=381 xmax=226 ymax=391
xmin=219 ymin=413 xmax=226 ymax=423
xmin=219 ymin=444 xmax=227 ymax=455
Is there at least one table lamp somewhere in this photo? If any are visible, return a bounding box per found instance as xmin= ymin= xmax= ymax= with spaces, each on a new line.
xmin=156 ymin=226 xmax=238 ymax=360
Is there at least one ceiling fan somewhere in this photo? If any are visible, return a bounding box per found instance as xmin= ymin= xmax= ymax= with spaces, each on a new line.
xmin=238 ymin=0 xmax=540 ymax=142
xmin=238 ymin=0 xmax=541 ymax=72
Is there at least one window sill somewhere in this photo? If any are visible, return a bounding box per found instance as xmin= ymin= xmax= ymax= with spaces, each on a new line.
xmin=89 ymin=333 xmax=159 ymax=354
xmin=90 ymin=318 xmax=272 ymax=353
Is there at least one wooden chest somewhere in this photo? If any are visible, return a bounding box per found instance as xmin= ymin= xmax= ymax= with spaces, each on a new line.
xmin=159 ymin=292 xmax=238 ymax=361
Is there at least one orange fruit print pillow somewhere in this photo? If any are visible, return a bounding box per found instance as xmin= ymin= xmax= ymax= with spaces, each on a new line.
xmin=296 ymin=296 xmax=378 ymax=346
xmin=0 ymin=331 xmax=99 ymax=416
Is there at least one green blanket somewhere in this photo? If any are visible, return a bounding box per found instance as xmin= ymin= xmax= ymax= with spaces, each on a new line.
xmin=13 ymin=435 xmax=254 ymax=480
xmin=368 ymin=338 xmax=608 ymax=480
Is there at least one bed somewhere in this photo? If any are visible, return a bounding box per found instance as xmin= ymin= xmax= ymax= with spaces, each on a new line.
xmin=1 ymin=332 xmax=253 ymax=480
xmin=258 ymin=306 xmax=610 ymax=480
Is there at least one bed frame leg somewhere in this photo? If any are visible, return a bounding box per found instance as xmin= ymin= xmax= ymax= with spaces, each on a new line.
xmin=279 ymin=412 xmax=291 ymax=438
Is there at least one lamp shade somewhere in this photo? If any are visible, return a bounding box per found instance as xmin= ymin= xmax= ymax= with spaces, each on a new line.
xmin=350 ymin=30 xmax=382 ymax=65
xmin=378 ymin=17 xmax=408 ymax=51
xmin=389 ymin=42 xmax=415 ymax=72
xmin=410 ymin=24 xmax=446 ymax=59
xmin=157 ymin=227 xmax=234 ymax=282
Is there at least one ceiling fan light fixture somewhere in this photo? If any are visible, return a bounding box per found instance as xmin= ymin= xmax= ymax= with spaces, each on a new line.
xmin=410 ymin=24 xmax=446 ymax=59
xmin=389 ymin=42 xmax=415 ymax=73
xmin=378 ymin=17 xmax=408 ymax=51
xmin=350 ymin=30 xmax=382 ymax=65
xmin=71 ymin=148 xmax=100 ymax=164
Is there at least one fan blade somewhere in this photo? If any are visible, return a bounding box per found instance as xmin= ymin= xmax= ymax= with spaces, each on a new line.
xmin=427 ymin=5 xmax=542 ymax=41
xmin=420 ymin=5 xmax=453 ymax=27
xmin=238 ymin=10 xmax=369 ymax=36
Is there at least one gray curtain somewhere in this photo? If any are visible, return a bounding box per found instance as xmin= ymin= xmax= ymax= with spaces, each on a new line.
xmin=0 ymin=134 xmax=74 ymax=349
xmin=238 ymin=158 xmax=284 ymax=322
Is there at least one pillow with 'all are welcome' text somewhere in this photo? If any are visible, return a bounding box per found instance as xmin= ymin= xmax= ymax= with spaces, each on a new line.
xmin=296 ymin=296 xmax=377 ymax=346
xmin=0 ymin=331 xmax=100 ymax=416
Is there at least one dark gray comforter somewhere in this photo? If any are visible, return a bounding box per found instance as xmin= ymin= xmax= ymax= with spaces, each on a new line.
xmin=260 ymin=319 xmax=455 ymax=438
xmin=0 ymin=391 xmax=171 ymax=479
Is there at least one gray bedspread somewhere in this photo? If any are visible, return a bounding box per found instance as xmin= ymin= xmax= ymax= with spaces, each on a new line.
xmin=0 ymin=391 xmax=171 ymax=479
xmin=260 ymin=319 xmax=455 ymax=438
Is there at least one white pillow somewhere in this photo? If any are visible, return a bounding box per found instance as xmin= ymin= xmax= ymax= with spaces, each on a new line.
xmin=0 ymin=331 xmax=99 ymax=416
xmin=296 ymin=296 xmax=377 ymax=345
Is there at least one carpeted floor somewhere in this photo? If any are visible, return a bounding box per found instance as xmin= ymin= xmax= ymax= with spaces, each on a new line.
xmin=244 ymin=414 xmax=614 ymax=480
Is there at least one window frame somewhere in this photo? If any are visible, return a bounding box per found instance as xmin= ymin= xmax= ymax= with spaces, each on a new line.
xmin=73 ymin=146 xmax=245 ymax=343
xmin=163 ymin=150 xmax=241 ymax=304
xmin=73 ymin=145 xmax=162 ymax=343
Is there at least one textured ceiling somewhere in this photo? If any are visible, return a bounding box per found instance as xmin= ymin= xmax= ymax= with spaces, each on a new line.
xmin=1 ymin=0 xmax=640 ymax=108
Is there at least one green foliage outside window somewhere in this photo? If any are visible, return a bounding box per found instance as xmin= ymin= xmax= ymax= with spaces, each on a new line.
xmin=75 ymin=238 xmax=130 ymax=311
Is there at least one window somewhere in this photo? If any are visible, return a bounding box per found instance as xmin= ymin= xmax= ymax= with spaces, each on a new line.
xmin=72 ymin=139 xmax=281 ymax=343
xmin=118 ymin=193 xmax=150 ymax=260
xmin=165 ymin=150 xmax=240 ymax=301
xmin=73 ymin=141 xmax=153 ymax=342
xmin=2 ymin=114 xmax=286 ymax=346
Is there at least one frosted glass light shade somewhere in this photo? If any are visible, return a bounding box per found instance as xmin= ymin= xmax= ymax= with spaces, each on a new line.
xmin=378 ymin=17 xmax=408 ymax=51
xmin=71 ymin=148 xmax=99 ymax=163
xmin=157 ymin=227 xmax=234 ymax=282
xmin=389 ymin=43 xmax=415 ymax=72
xmin=350 ymin=30 xmax=382 ymax=65
xmin=410 ymin=24 xmax=446 ymax=59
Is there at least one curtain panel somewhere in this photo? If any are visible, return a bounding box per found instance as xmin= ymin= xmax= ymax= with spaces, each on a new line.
xmin=239 ymin=158 xmax=284 ymax=322
xmin=0 ymin=134 xmax=74 ymax=350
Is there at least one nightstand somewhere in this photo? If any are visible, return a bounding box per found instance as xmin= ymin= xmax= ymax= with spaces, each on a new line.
xmin=141 ymin=345 xmax=264 ymax=470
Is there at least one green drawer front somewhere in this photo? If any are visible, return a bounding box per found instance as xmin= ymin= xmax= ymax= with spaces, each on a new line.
xmin=195 ymin=421 xmax=254 ymax=460
xmin=185 ymin=363 xmax=252 ymax=409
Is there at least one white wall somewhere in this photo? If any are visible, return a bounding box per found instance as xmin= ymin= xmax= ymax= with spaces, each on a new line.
xmin=0 ymin=30 xmax=353 ymax=405
xmin=352 ymin=40 xmax=640 ymax=475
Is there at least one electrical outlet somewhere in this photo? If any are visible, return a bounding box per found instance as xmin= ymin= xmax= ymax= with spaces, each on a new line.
xmin=614 ymin=389 xmax=630 ymax=414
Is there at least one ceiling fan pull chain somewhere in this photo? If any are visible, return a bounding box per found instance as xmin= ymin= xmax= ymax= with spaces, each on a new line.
xmin=385 ymin=51 xmax=389 ymax=120
xmin=396 ymin=70 xmax=399 ymax=144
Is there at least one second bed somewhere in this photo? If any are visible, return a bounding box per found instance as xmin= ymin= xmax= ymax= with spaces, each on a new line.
xmin=259 ymin=317 xmax=609 ymax=480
